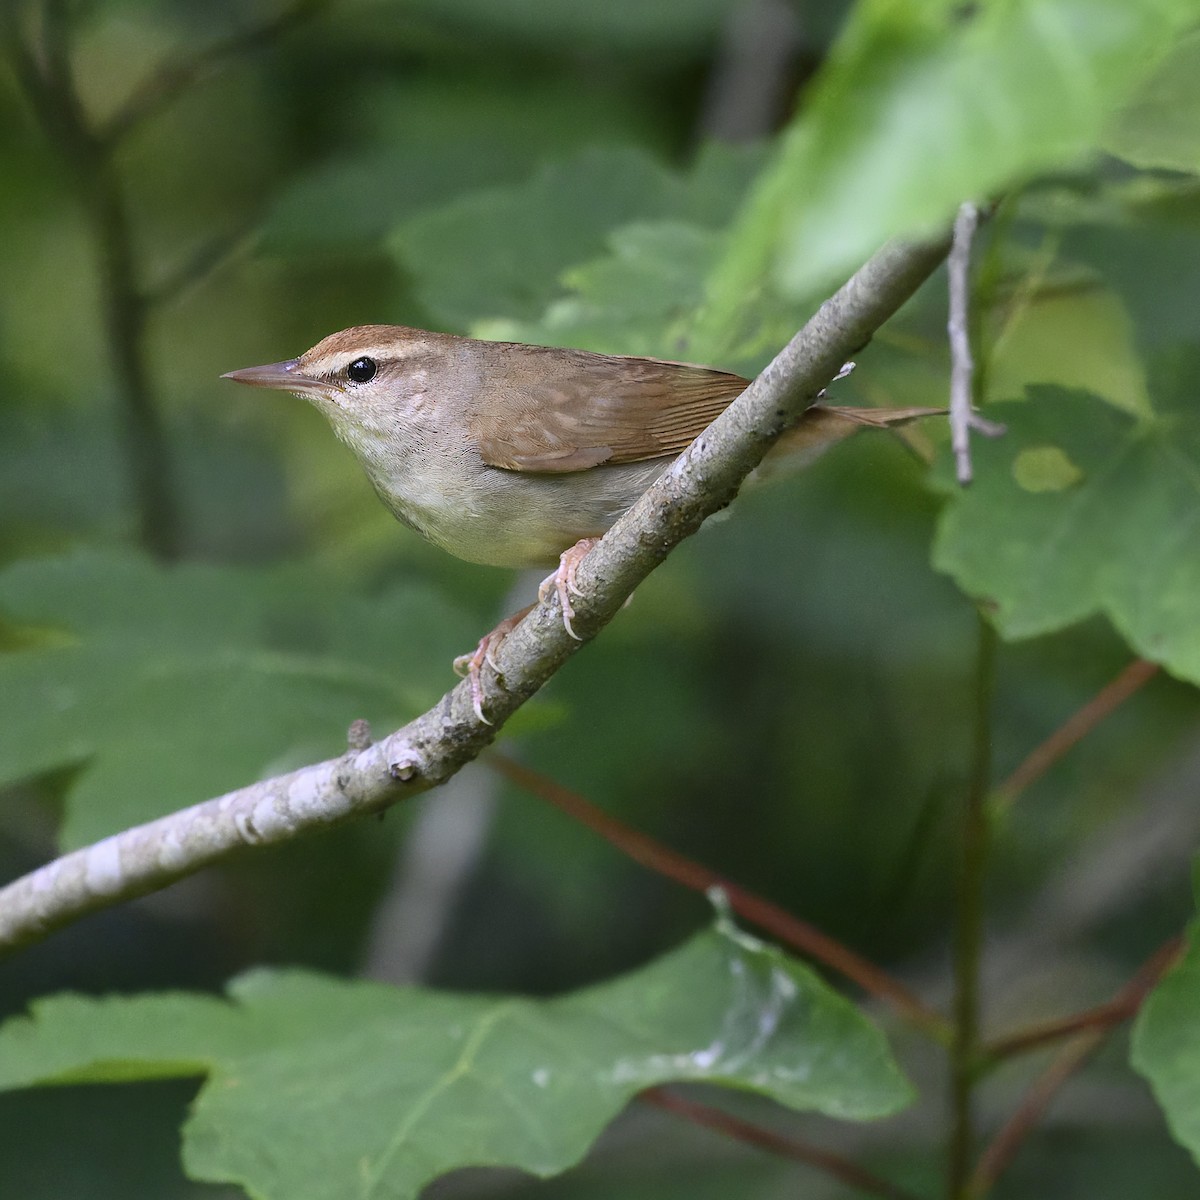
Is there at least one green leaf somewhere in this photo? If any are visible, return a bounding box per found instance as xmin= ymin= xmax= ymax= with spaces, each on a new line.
xmin=931 ymin=384 xmax=1200 ymax=683
xmin=984 ymin=262 xmax=1152 ymax=417
xmin=0 ymin=400 xmax=297 ymax=559
xmin=1105 ymin=28 xmax=1200 ymax=174
xmin=476 ymin=220 xmax=725 ymax=358
xmin=391 ymin=143 xmax=763 ymax=334
xmin=0 ymin=551 xmax=477 ymax=848
xmin=1133 ymin=926 xmax=1200 ymax=1166
xmin=695 ymin=0 xmax=1197 ymax=357
xmin=0 ymin=920 xmax=913 ymax=1200
xmin=1033 ymin=178 xmax=1200 ymax=350
xmin=260 ymin=76 xmax=666 ymax=252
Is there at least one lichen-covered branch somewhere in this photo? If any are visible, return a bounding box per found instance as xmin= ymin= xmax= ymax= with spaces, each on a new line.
xmin=0 ymin=233 xmax=951 ymax=955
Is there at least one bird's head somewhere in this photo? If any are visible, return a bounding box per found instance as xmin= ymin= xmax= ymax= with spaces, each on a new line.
xmin=222 ymin=324 xmax=455 ymax=443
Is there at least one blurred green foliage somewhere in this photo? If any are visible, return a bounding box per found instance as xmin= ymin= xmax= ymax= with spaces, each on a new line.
xmin=2 ymin=1 xmax=1200 ymax=1198
xmin=0 ymin=551 xmax=479 ymax=846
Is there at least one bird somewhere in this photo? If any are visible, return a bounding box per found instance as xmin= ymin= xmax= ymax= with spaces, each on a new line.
xmin=224 ymin=324 xmax=939 ymax=718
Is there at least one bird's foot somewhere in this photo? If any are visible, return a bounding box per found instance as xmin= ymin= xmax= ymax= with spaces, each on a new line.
xmin=453 ymin=605 xmax=533 ymax=724
xmin=454 ymin=536 xmax=600 ymax=722
xmin=538 ymin=537 xmax=600 ymax=640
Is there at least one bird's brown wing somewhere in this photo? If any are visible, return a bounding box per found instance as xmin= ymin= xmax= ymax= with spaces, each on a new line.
xmin=469 ymin=347 xmax=749 ymax=473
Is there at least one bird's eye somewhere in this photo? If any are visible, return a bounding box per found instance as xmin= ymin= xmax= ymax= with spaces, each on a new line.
xmin=347 ymin=357 xmax=377 ymax=383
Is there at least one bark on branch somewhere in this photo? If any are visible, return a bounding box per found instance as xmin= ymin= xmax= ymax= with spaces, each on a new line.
xmin=0 ymin=234 xmax=950 ymax=954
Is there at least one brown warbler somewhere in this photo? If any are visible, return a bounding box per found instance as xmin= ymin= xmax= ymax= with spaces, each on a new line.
xmin=224 ymin=325 xmax=937 ymax=716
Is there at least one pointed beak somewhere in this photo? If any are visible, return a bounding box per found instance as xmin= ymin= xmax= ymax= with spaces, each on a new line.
xmin=221 ymin=359 xmax=341 ymax=399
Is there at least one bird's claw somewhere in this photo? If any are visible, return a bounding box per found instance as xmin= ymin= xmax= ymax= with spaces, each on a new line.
xmin=539 ymin=537 xmax=599 ymax=641
xmin=453 ymin=637 xmax=494 ymax=724
xmin=453 ymin=606 xmax=532 ymax=724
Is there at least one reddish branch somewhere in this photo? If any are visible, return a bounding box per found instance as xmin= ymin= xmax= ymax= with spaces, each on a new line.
xmin=984 ymin=936 xmax=1184 ymax=1062
xmin=967 ymin=936 xmax=1183 ymax=1197
xmin=488 ymin=752 xmax=947 ymax=1037
xmin=644 ymin=1086 xmax=921 ymax=1200
xmin=993 ymin=659 xmax=1159 ymax=809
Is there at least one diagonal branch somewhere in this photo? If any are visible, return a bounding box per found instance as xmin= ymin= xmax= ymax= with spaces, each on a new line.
xmin=0 ymin=233 xmax=951 ymax=956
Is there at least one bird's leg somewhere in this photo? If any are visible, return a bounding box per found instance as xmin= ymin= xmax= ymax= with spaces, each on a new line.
xmin=453 ymin=604 xmax=533 ymax=724
xmin=454 ymin=536 xmax=600 ymax=722
xmin=538 ymin=537 xmax=600 ymax=640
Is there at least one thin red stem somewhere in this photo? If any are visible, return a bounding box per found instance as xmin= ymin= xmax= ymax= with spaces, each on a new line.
xmin=643 ymin=1087 xmax=921 ymax=1200
xmin=994 ymin=659 xmax=1159 ymax=809
xmin=967 ymin=935 xmax=1183 ymax=1196
xmin=984 ymin=936 xmax=1183 ymax=1061
xmin=488 ymin=752 xmax=948 ymax=1037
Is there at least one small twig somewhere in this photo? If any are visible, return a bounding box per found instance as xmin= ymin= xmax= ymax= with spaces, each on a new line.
xmin=947 ymin=201 xmax=979 ymax=485
xmin=971 ymin=1036 xmax=1097 ymax=1199
xmin=100 ymin=0 xmax=335 ymax=146
xmin=982 ymin=935 xmax=1183 ymax=1063
xmin=947 ymin=201 xmax=1005 ymax=485
xmin=488 ymin=752 xmax=948 ymax=1038
xmin=966 ymin=936 xmax=1183 ymax=1197
xmin=644 ymin=1087 xmax=921 ymax=1200
xmin=947 ymin=618 xmax=998 ymax=1198
xmin=993 ymin=659 xmax=1160 ymax=811
xmin=145 ymin=219 xmax=259 ymax=307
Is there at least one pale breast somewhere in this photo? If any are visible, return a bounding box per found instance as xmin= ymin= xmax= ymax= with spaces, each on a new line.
xmin=372 ymin=452 xmax=670 ymax=568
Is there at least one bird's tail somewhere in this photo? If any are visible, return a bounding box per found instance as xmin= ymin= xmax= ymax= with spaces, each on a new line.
xmin=753 ymin=403 xmax=944 ymax=479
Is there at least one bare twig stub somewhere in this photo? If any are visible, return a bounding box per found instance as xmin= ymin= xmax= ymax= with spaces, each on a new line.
xmin=0 ymin=234 xmax=951 ymax=955
xmin=947 ymin=201 xmax=1005 ymax=485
